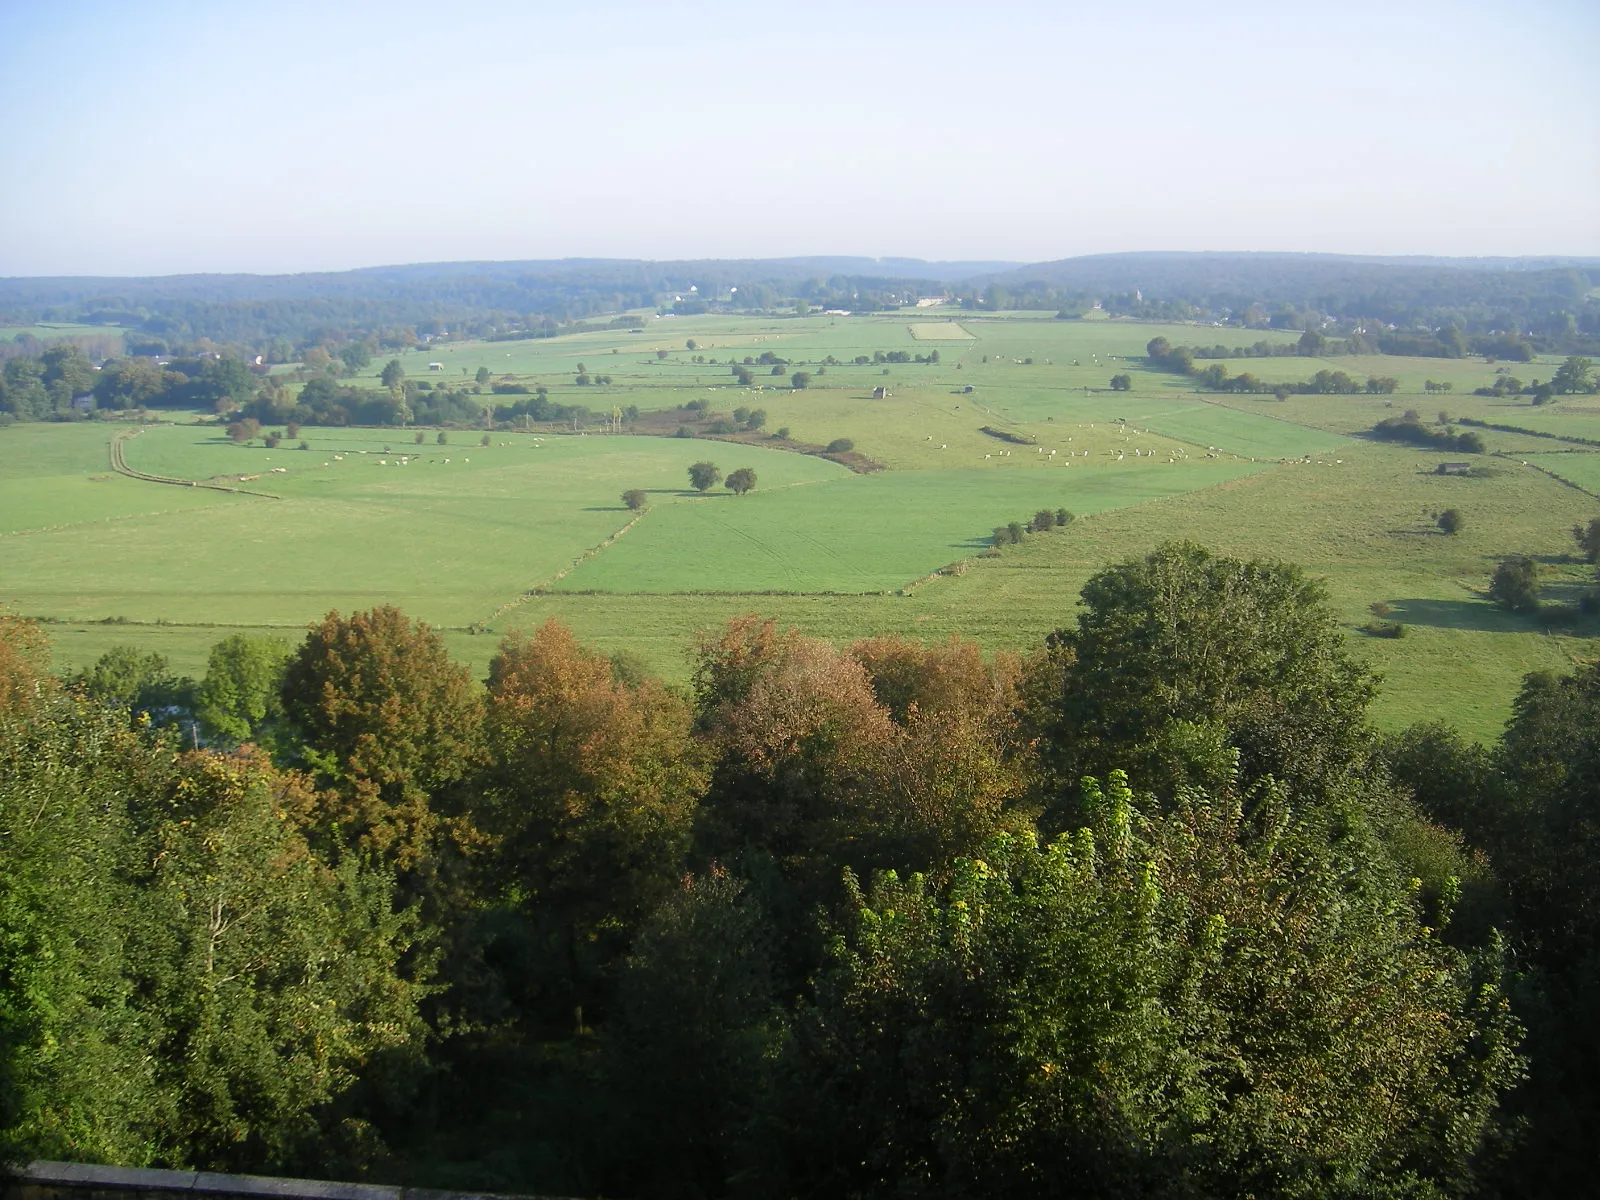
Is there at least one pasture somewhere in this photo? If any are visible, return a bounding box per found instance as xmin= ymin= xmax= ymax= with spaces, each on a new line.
xmin=6 ymin=311 xmax=1597 ymax=742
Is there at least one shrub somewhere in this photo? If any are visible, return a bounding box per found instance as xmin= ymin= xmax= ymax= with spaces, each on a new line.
xmin=1437 ymin=509 xmax=1464 ymax=535
xmin=826 ymin=438 xmax=854 ymax=454
xmin=1489 ymin=556 xmax=1539 ymax=612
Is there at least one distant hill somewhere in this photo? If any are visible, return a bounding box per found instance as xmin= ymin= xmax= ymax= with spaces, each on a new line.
xmin=984 ymin=250 xmax=1600 ymax=307
xmin=1 ymin=251 xmax=1594 ymax=352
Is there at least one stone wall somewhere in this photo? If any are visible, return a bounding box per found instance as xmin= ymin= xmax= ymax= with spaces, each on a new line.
xmin=4 ymin=1162 xmax=570 ymax=1200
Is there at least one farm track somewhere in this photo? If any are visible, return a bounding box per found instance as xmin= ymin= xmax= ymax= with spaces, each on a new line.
xmin=109 ymin=430 xmax=281 ymax=499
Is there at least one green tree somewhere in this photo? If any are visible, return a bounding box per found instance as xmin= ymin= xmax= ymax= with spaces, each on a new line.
xmin=337 ymin=343 xmax=372 ymax=373
xmin=604 ymin=869 xmax=779 ymax=1196
xmin=621 ymin=488 xmax=648 ymax=511
xmin=0 ymin=685 xmax=160 ymax=1165
xmin=1109 ymin=373 xmax=1132 ymax=390
xmin=768 ymin=774 xmax=1522 ymax=1199
xmin=1438 ymin=508 xmax=1464 ymax=535
xmin=380 ymin=359 xmax=405 ymax=389
xmin=688 ymin=461 xmax=721 ymax=492
xmin=825 ymin=438 xmax=853 ymax=454
xmin=791 ymin=371 xmax=812 ymax=389
xmin=195 ymin=634 xmax=293 ymax=747
xmin=1573 ymin=516 xmax=1600 ymax=563
xmin=1030 ymin=509 xmax=1055 ymax=532
xmin=1488 ymin=556 xmax=1539 ymax=613
xmin=745 ymin=407 xmax=767 ymax=430
xmin=725 ymin=467 xmax=757 ymax=495
xmin=1035 ymin=542 xmax=1376 ymax=800
xmin=69 ymin=646 xmax=193 ymax=724
xmin=137 ymin=751 xmax=427 ymax=1171
xmin=280 ymin=606 xmax=485 ymax=870
xmin=474 ymin=366 xmax=491 ymax=385
xmin=1551 ymin=355 xmax=1596 ymax=395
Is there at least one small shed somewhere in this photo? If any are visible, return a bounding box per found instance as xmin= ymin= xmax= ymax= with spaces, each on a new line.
xmin=427 ymin=362 xmax=445 ymax=371
xmin=1436 ymin=462 xmax=1471 ymax=475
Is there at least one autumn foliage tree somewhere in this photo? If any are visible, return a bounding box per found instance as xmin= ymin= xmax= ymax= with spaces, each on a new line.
xmin=280 ymin=606 xmax=485 ymax=870
xmin=481 ymin=620 xmax=709 ymax=988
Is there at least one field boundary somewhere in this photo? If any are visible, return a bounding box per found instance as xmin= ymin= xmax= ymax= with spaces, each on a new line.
xmin=110 ymin=429 xmax=281 ymax=499
xmin=486 ymin=511 xmax=648 ymax=622
xmin=1501 ymin=451 xmax=1600 ymax=502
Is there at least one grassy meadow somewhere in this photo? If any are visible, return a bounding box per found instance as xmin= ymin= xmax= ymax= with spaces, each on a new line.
xmin=5 ymin=311 xmax=1597 ymax=742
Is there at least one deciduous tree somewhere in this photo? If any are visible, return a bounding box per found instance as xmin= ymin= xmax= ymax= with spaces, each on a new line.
xmin=688 ymin=461 xmax=721 ymax=492
xmin=280 ymin=606 xmax=485 ymax=869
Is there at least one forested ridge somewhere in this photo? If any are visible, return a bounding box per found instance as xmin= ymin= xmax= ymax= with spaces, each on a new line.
xmin=4 ymin=542 xmax=1597 ymax=1198
xmin=3 ymin=253 xmax=1597 ymax=372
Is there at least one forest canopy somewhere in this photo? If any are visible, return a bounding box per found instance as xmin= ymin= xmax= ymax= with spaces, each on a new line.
xmin=4 ymin=540 xmax=1592 ymax=1197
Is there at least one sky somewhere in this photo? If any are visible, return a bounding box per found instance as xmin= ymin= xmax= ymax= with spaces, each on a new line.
xmin=2 ymin=0 xmax=1597 ymax=277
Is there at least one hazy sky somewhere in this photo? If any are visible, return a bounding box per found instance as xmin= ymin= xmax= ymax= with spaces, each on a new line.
xmin=2 ymin=0 xmax=1597 ymax=276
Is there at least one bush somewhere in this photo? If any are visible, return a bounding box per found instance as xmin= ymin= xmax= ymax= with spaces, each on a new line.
xmin=825 ymin=438 xmax=854 ymax=454
xmin=1437 ymin=509 xmax=1464 ymax=535
xmin=622 ymin=489 xmax=648 ymax=511
xmin=1489 ymin=556 xmax=1539 ymax=612
xmin=1055 ymin=508 xmax=1073 ymax=526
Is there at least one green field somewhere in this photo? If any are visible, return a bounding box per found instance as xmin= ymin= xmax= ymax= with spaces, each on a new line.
xmin=0 ymin=322 xmax=125 ymax=344
xmin=6 ymin=313 xmax=1597 ymax=742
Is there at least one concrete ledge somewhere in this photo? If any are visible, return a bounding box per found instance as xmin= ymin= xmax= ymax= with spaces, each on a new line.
xmin=5 ymin=1162 xmax=572 ymax=1200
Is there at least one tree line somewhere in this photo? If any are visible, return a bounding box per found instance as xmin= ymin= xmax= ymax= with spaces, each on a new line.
xmin=6 ymin=540 xmax=1598 ymax=1196
xmin=1145 ymin=337 xmax=1401 ymax=397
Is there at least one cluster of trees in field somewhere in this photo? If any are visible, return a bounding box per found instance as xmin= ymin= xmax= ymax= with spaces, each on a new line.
xmin=1144 ymin=337 xmax=1401 ymax=396
xmin=0 ymin=345 xmax=259 ymax=423
xmin=6 ymin=541 xmax=1598 ymax=1196
xmin=992 ymin=507 xmax=1074 ymax=545
xmin=1367 ymin=410 xmax=1487 ymax=453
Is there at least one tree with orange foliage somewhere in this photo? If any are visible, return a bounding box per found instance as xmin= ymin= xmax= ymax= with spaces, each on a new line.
xmin=483 ymin=620 xmax=709 ymax=995
xmin=0 ymin=613 xmax=52 ymax=718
